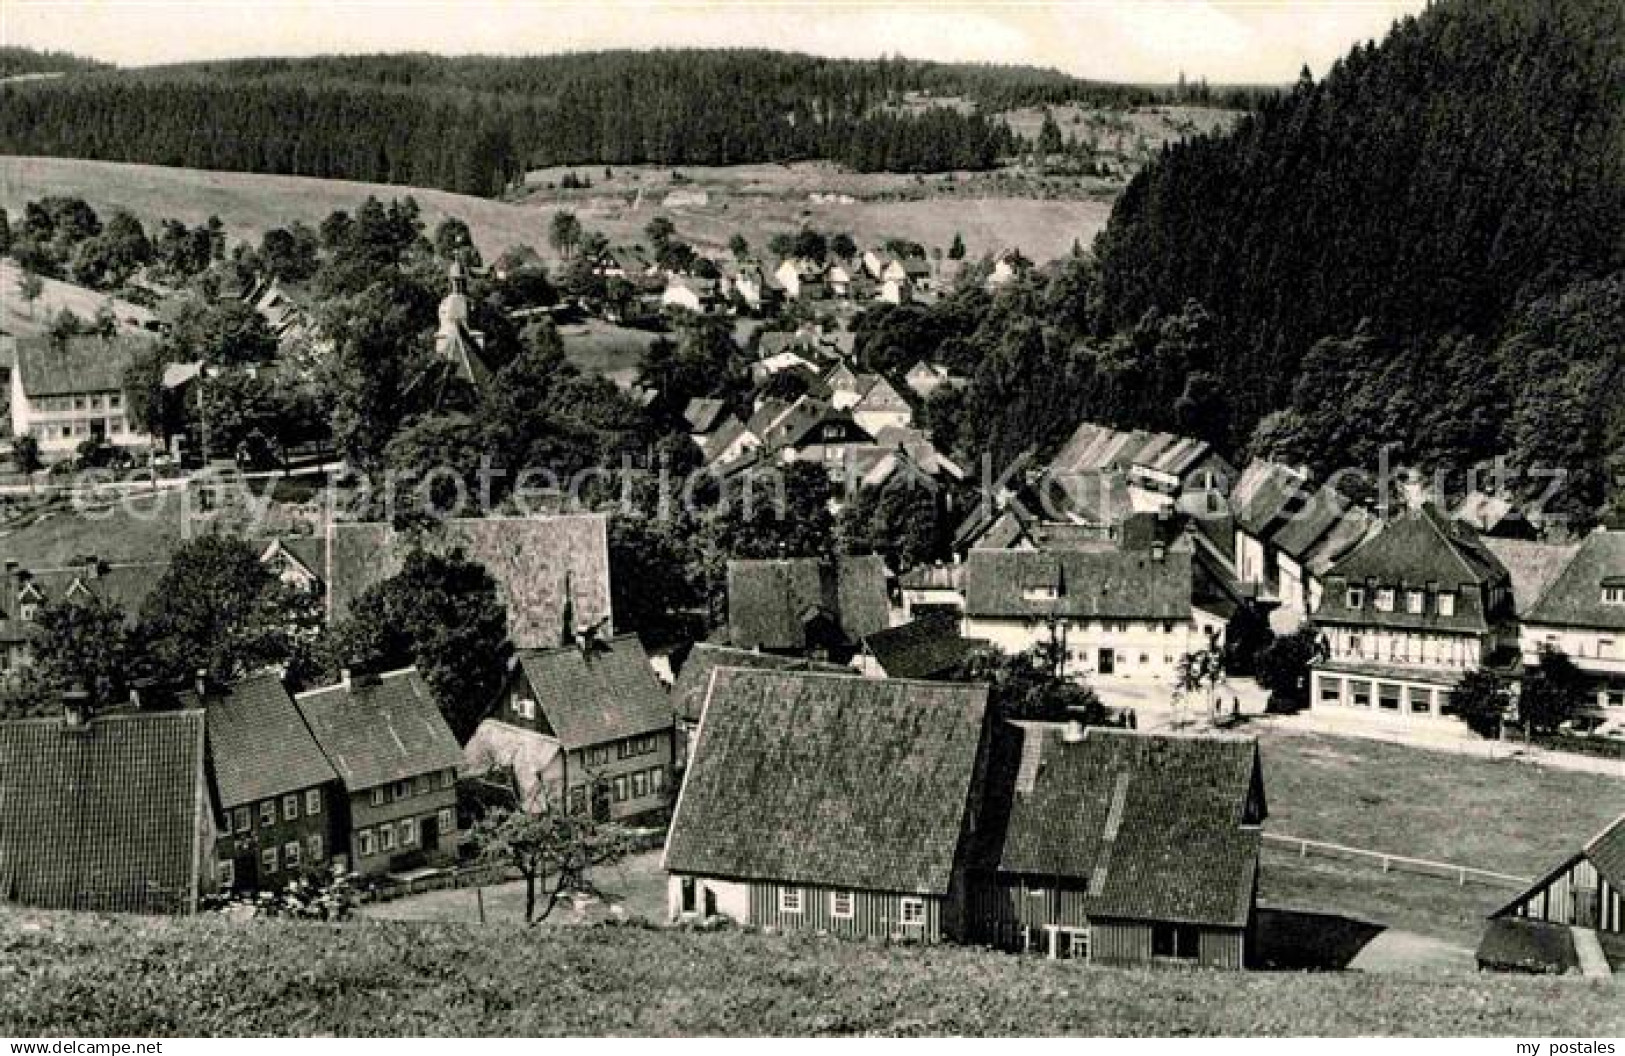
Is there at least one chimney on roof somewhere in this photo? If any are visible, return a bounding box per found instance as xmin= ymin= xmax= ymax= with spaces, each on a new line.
xmin=62 ymin=684 xmax=93 ymax=729
xmin=1061 ymin=720 xmax=1086 ymax=744
xmin=82 ymin=555 xmax=102 ymax=580
xmin=1151 ymin=540 xmax=1167 ymax=563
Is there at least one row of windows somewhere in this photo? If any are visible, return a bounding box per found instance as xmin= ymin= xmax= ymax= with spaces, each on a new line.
xmin=1019 ymin=615 xmax=1181 ymax=634
xmin=566 ymin=766 xmax=667 ymax=813
xmin=356 ymin=808 xmax=456 ymax=857
xmin=1319 ymin=676 xmax=1441 ymax=716
xmin=29 ymin=393 xmax=123 ymax=414
xmin=224 ymin=789 xmax=323 ymax=834
xmin=1337 ymin=631 xmax=1476 ymax=668
xmin=366 ymin=769 xmax=454 ymax=807
xmin=219 ymin=832 xmax=326 ymax=887
xmin=616 ymin=733 xmax=661 ymax=760
xmin=30 ymin=418 xmax=131 ymax=441
xmin=778 ymin=888 xmax=925 ymax=925
xmin=1347 ymin=586 xmax=1458 ymax=618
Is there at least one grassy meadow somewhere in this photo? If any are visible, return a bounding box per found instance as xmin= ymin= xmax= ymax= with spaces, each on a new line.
xmin=1 ymin=911 xmax=1618 ymax=1037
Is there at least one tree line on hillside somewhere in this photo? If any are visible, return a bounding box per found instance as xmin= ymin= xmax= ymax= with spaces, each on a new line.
xmin=1083 ymin=0 xmax=1623 ymax=519
xmin=0 ymin=51 xmax=1129 ymax=194
xmin=0 ymin=47 xmax=110 ymax=79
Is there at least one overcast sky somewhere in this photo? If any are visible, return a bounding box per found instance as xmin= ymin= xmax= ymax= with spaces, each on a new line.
xmin=3 ymin=1 xmax=1428 ymax=84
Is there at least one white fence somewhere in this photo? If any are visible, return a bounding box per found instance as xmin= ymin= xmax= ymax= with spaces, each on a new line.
xmin=1263 ymin=832 xmax=1531 ymax=889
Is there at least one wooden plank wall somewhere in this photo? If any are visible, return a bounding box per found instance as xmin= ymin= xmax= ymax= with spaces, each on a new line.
xmin=1506 ymin=859 xmax=1622 ymax=934
xmin=747 ymin=880 xmax=943 ymax=942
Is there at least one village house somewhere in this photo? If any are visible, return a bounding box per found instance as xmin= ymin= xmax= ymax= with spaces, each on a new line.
xmin=962 ymin=535 xmax=1216 ymax=683
xmin=663 ymin=668 xmax=993 ymax=942
xmin=726 ymin=555 xmax=892 ymax=659
xmin=955 ymin=470 xmax=1136 ymax=555
xmin=877 ymin=276 xmax=913 ymax=305
xmin=8 ymin=331 xmax=155 ymax=459
xmin=660 ymin=274 xmax=720 ymax=315
xmin=1516 ymin=529 xmax=1625 ymax=718
xmin=666 ymin=643 xmax=852 ymax=769
xmin=293 ymin=668 xmax=464 ymax=878
xmin=862 ymin=247 xmax=933 ymax=291
xmin=1309 ymin=505 xmax=1516 ymax=723
xmin=1051 ymin=422 xmax=1234 ymax=513
xmin=0 ymin=695 xmax=215 ymax=914
xmin=752 ymin=396 xmax=876 ymax=474
xmin=198 ymin=674 xmax=345 ymax=892
xmin=1478 ymin=812 xmax=1624 ymax=974
xmin=1230 ymin=459 xmax=1314 ymax=599
xmin=903 ymin=360 xmax=965 ymax=401
xmin=719 ymin=261 xmax=776 ymax=313
xmin=591 ymin=245 xmax=660 ymax=285
xmin=325 ymin=514 xmax=612 ymax=650
xmin=1 ymin=558 xmax=167 ymax=676
xmin=465 ymin=633 xmax=675 ymax=820
xmin=773 ymin=257 xmax=827 ymax=300
xmin=985 ymin=249 xmax=1031 ymax=290
xmin=1230 ymin=474 xmax=1378 ymax=629
xmin=971 ymin=724 xmax=1266 ymax=967
xmin=847 ymin=375 xmax=914 ymax=436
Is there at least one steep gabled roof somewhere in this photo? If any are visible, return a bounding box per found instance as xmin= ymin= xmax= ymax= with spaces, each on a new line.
xmin=5 ymin=562 xmax=167 ymax=625
xmin=684 ymin=397 xmax=730 ymax=434
xmin=14 ymin=331 xmax=155 ymax=397
xmin=668 ymin=644 xmax=852 ymax=723
xmin=1494 ymin=812 xmax=1625 ymax=920
xmin=1522 ymin=531 xmax=1625 ymax=631
xmin=1315 ymin=506 xmax=1509 ymax=631
xmin=726 ymin=556 xmax=890 ymax=651
xmin=1231 ymin=460 xmax=1308 ymax=538
xmin=205 ymin=674 xmax=339 ymax=809
xmin=1302 ymin=505 xmax=1377 ymax=577
xmin=964 ymin=545 xmax=1192 ymax=621
xmin=294 ymin=669 xmax=464 ymax=792
xmin=1270 ymin=485 xmax=1347 ymax=561
xmin=664 ymin=669 xmax=990 ymax=895
xmin=514 ymin=634 xmax=673 ymax=749
xmin=326 ymin=515 xmax=611 ymax=650
xmin=994 ymin=725 xmax=1263 ymax=928
xmin=0 ymin=710 xmax=209 ymax=914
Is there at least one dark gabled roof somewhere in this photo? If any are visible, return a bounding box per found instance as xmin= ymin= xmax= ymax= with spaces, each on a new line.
xmin=514 ymin=634 xmax=673 ymax=749
xmin=726 ymin=556 xmax=890 ymax=651
xmin=994 ymin=725 xmax=1263 ymax=928
xmin=1522 ymin=531 xmax=1625 ymax=631
xmin=1483 ymin=538 xmax=1582 ymax=619
xmin=0 ymin=710 xmax=209 ymax=914
xmin=1042 ymin=470 xmax=1135 ymax=528
xmin=964 ymin=545 xmax=1192 ymax=621
xmin=1302 ymin=505 xmax=1376 ymax=577
xmin=664 ymin=669 xmax=990 ymax=895
xmin=327 ymin=515 xmax=612 ymax=650
xmin=294 ymin=669 xmax=464 ymax=792
xmin=14 ymin=331 xmax=156 ymax=397
xmin=6 ymin=562 xmax=167 ymax=625
xmin=1316 ymin=506 xmax=1509 ymax=632
xmin=860 ymin=615 xmax=984 ymax=679
xmin=668 ymin=644 xmax=852 ymax=723
xmin=205 ymin=674 xmax=339 ymax=809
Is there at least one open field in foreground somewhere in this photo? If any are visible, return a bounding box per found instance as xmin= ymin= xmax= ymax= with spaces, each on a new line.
xmin=1 ymin=911 xmax=1617 ymax=1036
xmin=1 ymin=155 xmax=1113 ymax=266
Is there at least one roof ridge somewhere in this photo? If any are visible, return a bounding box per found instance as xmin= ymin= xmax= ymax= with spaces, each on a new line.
xmin=713 ymin=666 xmax=983 ymax=692
xmin=1583 ymin=811 xmax=1625 ymax=853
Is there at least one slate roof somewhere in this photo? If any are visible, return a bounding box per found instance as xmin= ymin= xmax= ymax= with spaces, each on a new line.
xmin=994 ymin=725 xmax=1264 ymax=928
xmin=2 ymin=562 xmax=168 ymax=635
xmin=514 ymin=633 xmax=673 ymax=749
xmin=326 ymin=515 xmax=612 ymax=650
xmin=685 ymin=397 xmax=730 ymax=434
xmin=14 ymin=331 xmax=155 ymax=397
xmin=1315 ymin=506 xmax=1510 ymax=632
xmin=1522 ymin=531 xmax=1625 ymax=632
xmin=859 ymin=614 xmax=984 ymax=679
xmin=726 ymin=556 xmax=890 ymax=651
xmin=204 ymin=673 xmax=339 ymax=809
xmin=668 ymin=644 xmax=852 ymax=724
xmin=1043 ymin=470 xmax=1136 ymax=528
xmin=0 ymin=710 xmax=210 ymax=914
xmin=964 ymin=545 xmax=1192 ymax=621
xmin=1301 ymin=505 xmax=1377 ymax=577
xmin=664 ymin=669 xmax=990 ymax=895
xmin=1270 ymin=485 xmax=1348 ymax=562
xmin=294 ymin=668 xmax=464 ymax=792
xmin=1483 ymin=538 xmax=1582 ymax=619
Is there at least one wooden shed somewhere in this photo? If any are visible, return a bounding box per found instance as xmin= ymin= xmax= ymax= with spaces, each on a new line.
xmin=970 ymin=723 xmax=1266 ymax=969
xmin=1490 ymin=812 xmax=1625 ymax=935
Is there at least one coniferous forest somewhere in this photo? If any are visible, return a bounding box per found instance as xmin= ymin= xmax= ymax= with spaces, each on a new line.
xmin=0 ymin=51 xmax=1173 ymax=193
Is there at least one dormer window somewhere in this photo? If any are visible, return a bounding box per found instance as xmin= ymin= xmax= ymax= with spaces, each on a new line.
xmin=1022 ymin=585 xmax=1058 ymax=602
xmin=18 ymin=602 xmax=38 ymax=621
xmin=1604 ymin=585 xmax=1625 ymax=606
xmin=1375 ymin=589 xmax=1395 ymax=613
xmin=1346 ymin=587 xmax=1365 ymax=609
xmin=1437 ymin=593 xmax=1456 ymax=617
xmin=1406 ymin=590 xmax=1425 ymax=615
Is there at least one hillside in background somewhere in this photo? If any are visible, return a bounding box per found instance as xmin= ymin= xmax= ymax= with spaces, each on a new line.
xmin=3 ymin=913 xmax=1619 ymax=1036
xmin=0 ymin=50 xmax=1198 ymax=194
xmin=1089 ymin=0 xmax=1624 ymax=515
